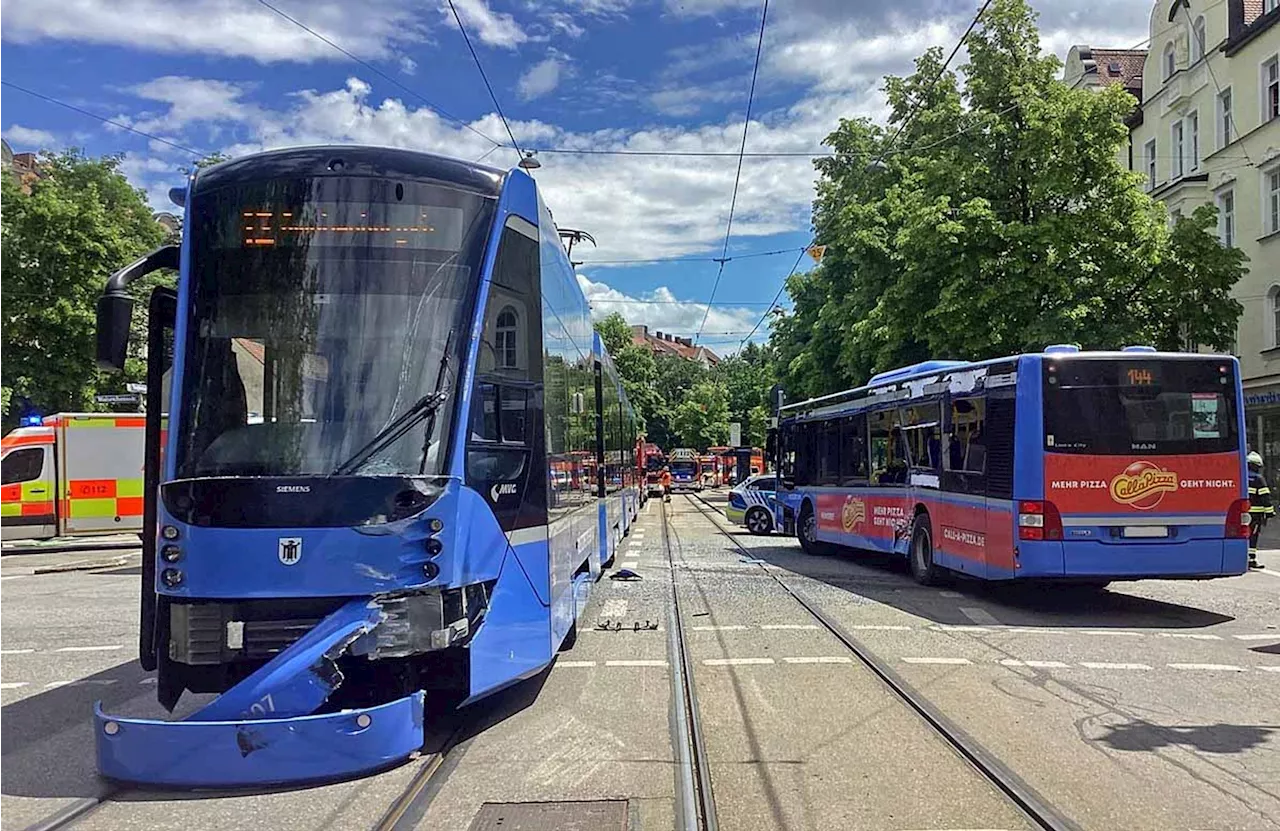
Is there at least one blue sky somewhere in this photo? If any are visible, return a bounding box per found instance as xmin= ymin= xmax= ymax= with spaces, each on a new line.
xmin=1 ymin=0 xmax=1153 ymax=353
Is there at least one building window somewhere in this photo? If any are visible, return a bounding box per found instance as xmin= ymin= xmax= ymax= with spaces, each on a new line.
xmin=1269 ymin=285 xmax=1280 ymax=349
xmin=495 ymin=306 xmax=519 ymax=369
xmin=1265 ymin=57 xmax=1280 ymax=123
xmin=1145 ymin=139 xmax=1157 ymax=189
xmin=1267 ymin=169 xmax=1280 ymax=235
xmin=1164 ymin=42 xmax=1177 ymax=80
xmin=1218 ymin=189 xmax=1235 ymax=247
xmin=1188 ymin=111 xmax=1199 ymax=171
xmin=1218 ymin=87 xmax=1233 ymax=148
xmin=1171 ymin=120 xmax=1185 ymax=179
xmin=1268 ymin=0 xmax=1279 ymax=12
xmin=1192 ymin=16 xmax=1206 ymax=63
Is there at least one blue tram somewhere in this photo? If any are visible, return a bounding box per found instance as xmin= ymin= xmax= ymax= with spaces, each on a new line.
xmin=92 ymin=146 xmax=640 ymax=787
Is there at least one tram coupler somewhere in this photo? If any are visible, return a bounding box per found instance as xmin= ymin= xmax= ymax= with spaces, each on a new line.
xmin=94 ymin=598 xmax=427 ymax=788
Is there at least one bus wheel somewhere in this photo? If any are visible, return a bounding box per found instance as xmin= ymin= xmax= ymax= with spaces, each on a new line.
xmin=798 ymin=504 xmax=828 ymax=555
xmin=909 ymin=514 xmax=941 ymax=586
xmin=746 ymin=506 xmax=773 ymax=535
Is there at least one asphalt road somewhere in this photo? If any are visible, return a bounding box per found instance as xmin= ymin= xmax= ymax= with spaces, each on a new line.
xmin=2 ymin=498 xmax=1277 ymax=830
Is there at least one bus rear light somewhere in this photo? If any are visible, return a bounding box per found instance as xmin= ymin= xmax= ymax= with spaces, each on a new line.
xmin=1018 ymin=501 xmax=1062 ymax=541
xmin=1225 ymin=499 xmax=1251 ymax=538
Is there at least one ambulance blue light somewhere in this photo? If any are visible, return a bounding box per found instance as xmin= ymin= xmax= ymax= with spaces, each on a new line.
xmin=20 ymin=414 xmax=43 ymax=427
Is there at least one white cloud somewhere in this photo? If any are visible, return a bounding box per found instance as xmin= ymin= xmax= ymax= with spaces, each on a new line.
xmin=444 ymin=0 xmax=528 ymax=49
xmin=399 ymin=56 xmax=419 ymax=75
xmin=518 ymin=54 xmax=571 ymax=101
xmin=3 ymin=124 xmax=58 ymax=147
xmin=545 ymin=11 xmax=586 ymax=38
xmin=577 ymin=273 xmax=765 ymax=347
xmin=125 ymin=77 xmax=259 ymax=133
xmin=1 ymin=0 xmax=426 ymax=63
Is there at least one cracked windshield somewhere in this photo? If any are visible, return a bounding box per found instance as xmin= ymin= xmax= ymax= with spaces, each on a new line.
xmin=1 ymin=0 xmax=1277 ymax=828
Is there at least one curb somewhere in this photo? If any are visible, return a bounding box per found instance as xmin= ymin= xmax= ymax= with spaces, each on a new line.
xmin=1 ymin=539 xmax=140 ymax=557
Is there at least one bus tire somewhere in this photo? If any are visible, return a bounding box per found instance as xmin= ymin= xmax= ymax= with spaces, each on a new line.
xmin=909 ymin=513 xmax=942 ymax=586
xmin=798 ymin=503 xmax=828 ymax=555
xmin=746 ymin=506 xmax=773 ymax=535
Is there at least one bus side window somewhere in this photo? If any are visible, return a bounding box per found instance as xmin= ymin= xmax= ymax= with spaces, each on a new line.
xmin=841 ymin=413 xmax=869 ymax=484
xmin=870 ymin=409 xmax=907 ymax=486
xmin=818 ymin=419 xmax=840 ymax=485
xmin=943 ymin=397 xmax=986 ymax=495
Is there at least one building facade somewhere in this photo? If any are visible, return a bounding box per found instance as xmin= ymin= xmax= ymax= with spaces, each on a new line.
xmin=1124 ymin=0 xmax=1279 ymax=474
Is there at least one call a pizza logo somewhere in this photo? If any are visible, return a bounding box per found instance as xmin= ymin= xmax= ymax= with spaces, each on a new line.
xmin=841 ymin=496 xmax=867 ymax=532
xmin=1109 ymin=461 xmax=1179 ymax=510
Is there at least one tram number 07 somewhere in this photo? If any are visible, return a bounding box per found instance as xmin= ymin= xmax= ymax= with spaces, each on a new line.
xmin=241 ymin=693 xmax=276 ymax=719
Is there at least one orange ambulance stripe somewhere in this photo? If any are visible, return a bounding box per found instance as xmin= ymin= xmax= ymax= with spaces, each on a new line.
xmin=116 ymin=497 xmax=144 ymax=517
xmin=115 ymin=418 xmax=146 ymax=428
xmin=21 ymin=501 xmax=54 ymax=516
xmin=69 ymin=480 xmax=117 ymax=499
xmin=1 ymin=484 xmax=21 ymax=502
xmin=1 ymin=435 xmax=54 ymax=450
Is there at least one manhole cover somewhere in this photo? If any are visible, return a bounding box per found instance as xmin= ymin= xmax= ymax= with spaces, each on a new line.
xmin=468 ymin=800 xmax=628 ymax=831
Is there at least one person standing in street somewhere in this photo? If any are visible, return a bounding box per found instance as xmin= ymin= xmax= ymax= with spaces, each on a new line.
xmin=1247 ymin=451 xmax=1273 ymax=569
xmin=661 ymin=465 xmax=672 ymax=503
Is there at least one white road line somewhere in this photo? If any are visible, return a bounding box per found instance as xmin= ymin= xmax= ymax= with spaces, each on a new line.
xmin=959 ymin=607 xmax=1000 ymax=625
xmin=691 ymin=625 xmax=749 ymax=631
xmin=934 ymin=625 xmax=990 ymax=633
xmin=999 ymin=659 xmax=1070 ymax=668
xmin=902 ymin=657 xmax=972 ymax=665
xmin=760 ymin=624 xmax=821 ymax=630
xmin=600 ymin=599 xmax=628 ymax=619
xmin=939 ymin=591 xmax=963 ymax=598
xmin=0 ymin=649 xmax=35 ymax=655
xmin=139 ymin=677 xmax=158 ymax=685
xmin=0 ymin=575 xmax=27 ymax=581
xmin=1156 ymin=633 xmax=1223 ymax=640
xmin=1250 ymin=568 xmax=1280 ymax=579
xmin=782 ymin=656 xmax=853 ymax=664
xmin=1078 ymin=662 xmax=1151 ymax=670
xmin=1005 ymin=628 xmax=1074 ymax=635
xmin=703 ymin=657 xmax=774 ymax=666
xmin=556 ymin=660 xmax=597 ymax=668
xmin=1257 ymin=666 xmax=1280 ymax=673
xmin=1234 ymin=634 xmax=1279 ymax=641
xmin=1168 ymin=663 xmax=1246 ymax=672
xmin=55 ymin=645 xmax=123 ymax=653
xmin=605 ymin=659 xmax=668 ymax=667
xmin=848 ymin=624 xmax=912 ymax=631
xmin=1082 ymin=631 xmax=1144 ymax=638
xmin=0 ymin=682 xmax=28 ymax=689
xmin=620 ymin=560 xmax=639 ymax=569
xmin=44 ymin=679 xmax=119 ymax=688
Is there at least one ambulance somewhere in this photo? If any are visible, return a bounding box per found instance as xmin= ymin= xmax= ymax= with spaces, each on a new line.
xmin=1 ymin=414 xmax=146 ymax=541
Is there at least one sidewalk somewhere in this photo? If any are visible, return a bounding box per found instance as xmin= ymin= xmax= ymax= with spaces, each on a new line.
xmin=1 ymin=533 xmax=141 ymax=556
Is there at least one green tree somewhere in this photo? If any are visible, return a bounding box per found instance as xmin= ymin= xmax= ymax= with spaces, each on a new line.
xmin=713 ymin=341 xmax=776 ymax=446
xmin=2 ymin=150 xmax=166 ymax=427
xmin=771 ymin=0 xmax=1244 ymax=400
xmin=671 ymin=381 xmax=730 ymax=448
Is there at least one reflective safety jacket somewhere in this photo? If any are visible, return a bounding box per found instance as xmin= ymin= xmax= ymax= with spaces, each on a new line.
xmin=1248 ymin=469 xmax=1275 ymax=515
xmin=660 ymin=471 xmax=672 ymax=488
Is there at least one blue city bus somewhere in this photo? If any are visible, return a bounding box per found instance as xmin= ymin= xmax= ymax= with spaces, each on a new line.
xmin=772 ymin=347 xmax=1250 ymax=586
xmin=92 ymin=146 xmax=639 ymax=787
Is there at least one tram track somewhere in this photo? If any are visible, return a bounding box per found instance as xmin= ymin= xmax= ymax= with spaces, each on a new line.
xmin=676 ymin=492 xmax=1081 ymax=831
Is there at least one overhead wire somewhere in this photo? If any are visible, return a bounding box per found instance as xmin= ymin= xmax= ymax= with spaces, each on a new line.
xmin=579 ymin=246 xmax=807 ymax=266
xmin=254 ymin=0 xmax=503 ymax=149
xmin=736 ymin=248 xmax=810 ymax=348
xmin=446 ymin=0 xmax=525 ymax=166
xmin=694 ymin=0 xmax=770 ymax=347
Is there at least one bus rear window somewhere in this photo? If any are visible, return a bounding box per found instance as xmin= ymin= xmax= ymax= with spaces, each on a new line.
xmin=1043 ymin=359 xmax=1238 ymax=455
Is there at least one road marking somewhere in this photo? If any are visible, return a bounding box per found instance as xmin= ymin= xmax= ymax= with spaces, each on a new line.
xmin=1257 ymin=666 xmax=1280 ymax=673
xmin=605 ymin=659 xmax=668 ymax=667
xmin=0 ymin=649 xmax=35 ymax=655
xmin=939 ymin=591 xmax=963 ymax=598
xmin=55 ymin=645 xmax=123 ymax=653
xmin=935 ymin=625 xmax=990 ymax=633
xmin=0 ymin=575 xmax=27 ymax=581
xmin=1250 ymin=568 xmax=1280 ymax=579
xmin=1234 ymin=634 xmax=1279 ymax=641
xmin=1078 ymin=662 xmax=1151 ymax=670
xmin=556 ymin=660 xmax=597 ymax=668
xmin=1156 ymin=633 xmax=1222 ymax=640
xmin=703 ymin=657 xmax=774 ymax=666
xmin=999 ymin=659 xmax=1069 ymax=668
xmin=691 ymin=625 xmax=748 ymax=632
xmin=139 ymin=677 xmax=158 ymax=685
xmin=600 ymin=599 xmax=628 ymax=618
xmin=0 ymin=682 xmax=28 ymax=689
xmin=959 ymin=607 xmax=1000 ymax=625
xmin=1168 ymin=663 xmax=1246 ymax=672
xmin=782 ymin=656 xmax=853 ymax=664
xmin=848 ymin=624 xmax=912 ymax=631
xmin=1082 ymin=630 xmax=1144 ymax=638
xmin=620 ymin=560 xmax=639 ymax=569
xmin=761 ymin=624 xmax=821 ymax=630
xmin=1004 ymin=628 xmax=1073 ymax=635
xmin=44 ymin=679 xmax=119 ymax=688
xmin=902 ymin=657 xmax=972 ymax=665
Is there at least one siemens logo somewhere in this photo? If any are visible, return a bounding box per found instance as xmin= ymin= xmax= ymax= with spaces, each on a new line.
xmin=275 ymin=485 xmax=311 ymax=493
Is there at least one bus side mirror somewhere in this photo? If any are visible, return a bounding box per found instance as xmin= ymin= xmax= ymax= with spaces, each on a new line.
xmin=96 ymin=293 xmax=134 ymax=372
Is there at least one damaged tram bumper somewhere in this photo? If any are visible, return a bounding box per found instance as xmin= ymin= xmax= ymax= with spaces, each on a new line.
xmin=94 ymin=593 xmax=467 ymax=787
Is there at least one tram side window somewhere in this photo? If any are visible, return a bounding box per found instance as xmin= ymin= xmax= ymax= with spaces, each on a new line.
xmin=840 ymin=414 xmax=869 ymax=483
xmin=869 ymin=409 xmax=908 ymax=485
xmin=945 ymin=397 xmax=986 ymax=474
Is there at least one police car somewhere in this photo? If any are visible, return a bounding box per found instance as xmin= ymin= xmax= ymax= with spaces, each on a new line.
xmin=725 ymin=473 xmax=778 ymax=535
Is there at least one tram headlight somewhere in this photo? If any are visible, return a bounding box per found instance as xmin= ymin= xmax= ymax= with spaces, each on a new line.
xmin=428 ymin=517 xmax=444 ymax=534
xmin=161 ymin=544 xmax=182 ymax=563
xmin=161 ymin=525 xmax=180 ymax=541
xmin=422 ymin=561 xmax=440 ymax=581
xmin=161 ymin=568 xmax=184 ymax=587
xmin=425 ymin=537 xmax=444 ymax=557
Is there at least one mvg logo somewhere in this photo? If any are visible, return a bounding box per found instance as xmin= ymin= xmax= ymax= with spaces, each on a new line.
xmin=491 ymin=483 xmax=518 ymax=501
xmin=277 ymin=537 xmax=302 ymax=566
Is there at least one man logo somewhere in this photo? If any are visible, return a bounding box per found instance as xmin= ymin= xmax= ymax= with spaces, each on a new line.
xmin=278 ymin=537 xmax=302 ymax=566
xmin=490 ymin=483 xmax=518 ymax=502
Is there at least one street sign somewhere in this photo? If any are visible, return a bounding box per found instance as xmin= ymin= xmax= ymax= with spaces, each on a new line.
xmin=95 ymin=394 xmax=140 ymax=405
xmin=125 ymin=383 xmax=147 ymax=394
xmin=729 ymin=422 xmax=742 ymax=447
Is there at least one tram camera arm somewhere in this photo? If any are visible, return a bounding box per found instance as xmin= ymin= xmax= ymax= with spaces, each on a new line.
xmin=96 ymin=245 xmax=180 ymax=372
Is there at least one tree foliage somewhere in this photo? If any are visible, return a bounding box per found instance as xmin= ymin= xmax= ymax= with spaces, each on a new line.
xmin=2 ymin=150 xmax=166 ymax=427
xmin=770 ymin=0 xmax=1245 ymax=400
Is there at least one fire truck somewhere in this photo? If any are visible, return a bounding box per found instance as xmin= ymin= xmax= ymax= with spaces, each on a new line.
xmin=1 ymin=414 xmax=146 ymax=541
xmin=699 ymin=455 xmax=722 ymax=488
xmin=643 ymin=443 xmax=666 ymax=496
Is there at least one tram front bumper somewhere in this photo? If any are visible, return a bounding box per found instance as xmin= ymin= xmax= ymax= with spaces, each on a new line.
xmin=94 ymin=597 xmax=426 ymax=788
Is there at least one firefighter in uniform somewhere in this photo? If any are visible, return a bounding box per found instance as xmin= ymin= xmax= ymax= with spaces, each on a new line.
xmin=1247 ymin=451 xmax=1273 ymax=569
xmin=660 ymin=466 xmax=672 ymax=503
